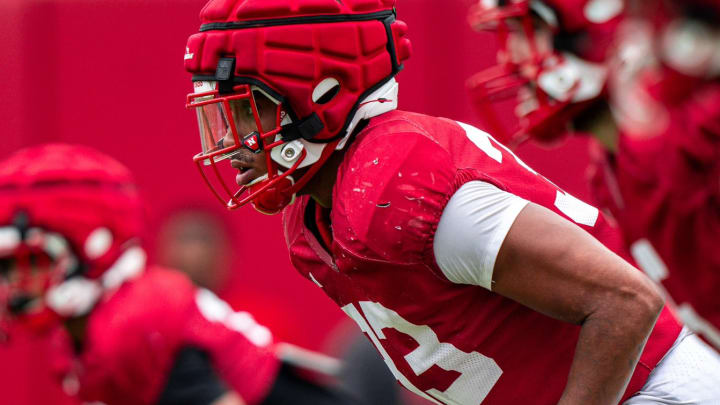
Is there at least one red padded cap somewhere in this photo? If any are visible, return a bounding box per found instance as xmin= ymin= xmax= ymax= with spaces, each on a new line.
xmin=186 ymin=0 xmax=411 ymax=143
xmin=0 ymin=144 xmax=144 ymax=280
xmin=200 ymin=0 xmax=397 ymax=23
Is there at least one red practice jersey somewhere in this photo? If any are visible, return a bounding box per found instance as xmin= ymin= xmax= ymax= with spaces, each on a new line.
xmin=0 ymin=323 xmax=80 ymax=405
xmin=591 ymin=75 xmax=720 ymax=349
xmin=78 ymin=267 xmax=280 ymax=405
xmin=283 ymin=110 xmax=682 ymax=405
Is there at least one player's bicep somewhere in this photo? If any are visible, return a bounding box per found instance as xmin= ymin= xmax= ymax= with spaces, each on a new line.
xmin=433 ymin=181 xmax=528 ymax=289
xmin=491 ymin=202 xmax=657 ymax=324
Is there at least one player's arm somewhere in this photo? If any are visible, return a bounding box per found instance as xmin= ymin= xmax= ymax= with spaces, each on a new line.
xmin=156 ymin=346 xmax=363 ymax=405
xmin=156 ymin=346 xmax=245 ymax=405
xmin=492 ymin=202 xmax=663 ymax=405
xmin=259 ymin=363 xmax=366 ymax=405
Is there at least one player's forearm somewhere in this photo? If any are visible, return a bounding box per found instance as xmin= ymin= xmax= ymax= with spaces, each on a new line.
xmin=558 ymin=292 xmax=663 ymax=405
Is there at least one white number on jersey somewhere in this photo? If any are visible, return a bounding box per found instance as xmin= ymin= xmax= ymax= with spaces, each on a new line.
xmin=458 ymin=122 xmax=599 ymax=227
xmin=343 ymin=301 xmax=502 ymax=405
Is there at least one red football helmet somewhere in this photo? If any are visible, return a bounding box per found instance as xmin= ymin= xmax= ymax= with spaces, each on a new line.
xmin=647 ymin=0 xmax=720 ymax=80
xmin=185 ymin=0 xmax=412 ymax=214
xmin=467 ymin=0 xmax=625 ymax=147
xmin=0 ymin=144 xmax=146 ymax=332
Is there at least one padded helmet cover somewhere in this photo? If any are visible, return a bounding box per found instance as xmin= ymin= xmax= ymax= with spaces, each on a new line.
xmin=185 ymin=0 xmax=412 ymax=143
xmin=0 ymin=144 xmax=144 ymax=281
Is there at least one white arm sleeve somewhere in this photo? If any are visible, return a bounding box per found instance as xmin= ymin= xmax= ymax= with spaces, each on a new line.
xmin=433 ymin=181 xmax=529 ymax=290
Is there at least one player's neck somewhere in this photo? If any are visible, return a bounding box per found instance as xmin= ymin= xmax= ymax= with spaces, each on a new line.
xmin=301 ymin=119 xmax=371 ymax=208
xmin=301 ymin=149 xmax=347 ymax=210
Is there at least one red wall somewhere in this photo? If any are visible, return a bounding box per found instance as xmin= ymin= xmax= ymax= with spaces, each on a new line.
xmin=0 ymin=0 xmax=591 ymax=352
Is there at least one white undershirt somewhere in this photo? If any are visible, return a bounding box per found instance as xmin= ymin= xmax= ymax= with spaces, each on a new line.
xmin=433 ymin=181 xmax=529 ymax=290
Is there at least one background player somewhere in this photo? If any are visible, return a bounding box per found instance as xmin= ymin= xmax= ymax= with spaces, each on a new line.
xmin=467 ymin=0 xmax=720 ymax=349
xmin=182 ymin=0 xmax=720 ymax=403
xmin=0 ymin=144 xmax=363 ymax=405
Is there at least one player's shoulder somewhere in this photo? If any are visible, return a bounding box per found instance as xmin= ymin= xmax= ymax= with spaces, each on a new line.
xmin=80 ymin=267 xmax=201 ymax=403
xmin=85 ymin=267 xmax=196 ymax=359
xmin=100 ymin=267 xmax=195 ymax=319
xmin=355 ymin=109 xmax=466 ymax=149
xmin=332 ymin=111 xmax=465 ymax=262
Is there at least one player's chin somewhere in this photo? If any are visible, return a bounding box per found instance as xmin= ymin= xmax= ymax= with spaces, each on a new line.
xmin=235 ymin=167 xmax=263 ymax=187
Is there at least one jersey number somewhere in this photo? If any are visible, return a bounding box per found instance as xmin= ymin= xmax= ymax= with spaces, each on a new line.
xmin=343 ymin=301 xmax=502 ymax=405
xmin=195 ymin=288 xmax=272 ymax=347
xmin=460 ymin=122 xmax=598 ymax=227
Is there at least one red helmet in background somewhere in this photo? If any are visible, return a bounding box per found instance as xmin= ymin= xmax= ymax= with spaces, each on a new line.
xmin=606 ymin=0 xmax=720 ymax=137
xmin=184 ymin=0 xmax=412 ymax=214
xmin=0 ymin=144 xmax=146 ymax=333
xmin=467 ymin=0 xmax=625 ymax=147
xmin=648 ymin=0 xmax=720 ymax=80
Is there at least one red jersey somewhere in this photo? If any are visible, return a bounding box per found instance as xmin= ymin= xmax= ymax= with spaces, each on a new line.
xmin=283 ymin=110 xmax=681 ymax=405
xmin=591 ymin=76 xmax=720 ymax=348
xmin=0 ymin=323 xmax=80 ymax=405
xmin=78 ymin=267 xmax=280 ymax=405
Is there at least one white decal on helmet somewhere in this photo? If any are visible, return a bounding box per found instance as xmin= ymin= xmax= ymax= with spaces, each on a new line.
xmin=661 ymin=19 xmax=720 ymax=78
xmin=43 ymin=232 xmax=71 ymax=260
xmin=46 ymin=277 xmax=103 ymax=317
xmin=84 ymin=227 xmax=113 ymax=259
xmin=0 ymin=227 xmax=20 ymax=252
xmin=47 ymin=245 xmax=146 ymax=317
xmin=312 ymin=78 xmax=341 ymax=104
xmin=101 ymin=246 xmax=146 ymax=289
xmin=538 ymin=53 xmax=607 ymax=102
xmin=194 ymin=81 xmax=216 ymax=94
xmin=584 ymin=0 xmax=623 ymax=24
xmin=184 ymin=46 xmax=195 ymax=61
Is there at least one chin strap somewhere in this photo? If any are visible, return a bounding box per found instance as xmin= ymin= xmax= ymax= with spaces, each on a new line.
xmin=280 ymin=113 xmax=324 ymax=142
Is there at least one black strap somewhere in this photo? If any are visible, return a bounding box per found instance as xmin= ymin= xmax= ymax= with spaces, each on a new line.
xmin=280 ymin=113 xmax=324 ymax=142
xmin=200 ymin=11 xmax=395 ymax=32
xmin=216 ymin=57 xmax=237 ymax=95
xmin=156 ymin=347 xmax=228 ymax=405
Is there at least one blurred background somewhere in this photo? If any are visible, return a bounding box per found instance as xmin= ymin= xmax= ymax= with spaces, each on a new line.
xmin=0 ymin=0 xmax=593 ymax=402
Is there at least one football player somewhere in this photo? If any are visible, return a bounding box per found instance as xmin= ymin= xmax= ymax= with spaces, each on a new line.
xmin=469 ymin=0 xmax=720 ymax=351
xmin=0 ymin=144 xmax=363 ymax=405
xmin=182 ymin=0 xmax=720 ymax=404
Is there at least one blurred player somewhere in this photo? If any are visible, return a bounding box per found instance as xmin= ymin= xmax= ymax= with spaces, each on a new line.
xmin=157 ymin=208 xmax=232 ymax=291
xmin=0 ymin=144 xmax=363 ymax=405
xmin=597 ymin=0 xmax=720 ymax=350
xmin=182 ymin=0 xmax=720 ymax=403
xmin=466 ymin=0 xmax=624 ymax=147
xmin=468 ymin=0 xmax=720 ymax=350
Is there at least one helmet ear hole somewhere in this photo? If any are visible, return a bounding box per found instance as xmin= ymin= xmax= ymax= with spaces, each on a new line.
xmin=312 ymin=78 xmax=341 ymax=105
